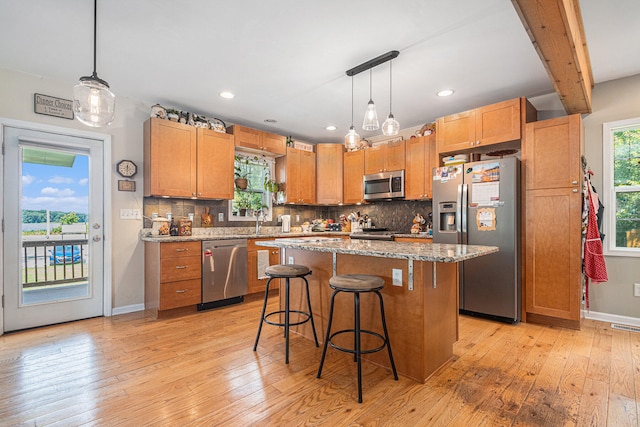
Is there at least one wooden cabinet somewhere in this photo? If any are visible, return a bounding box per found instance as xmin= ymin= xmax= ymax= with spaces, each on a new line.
xmin=364 ymin=140 xmax=406 ymax=174
xmin=523 ymin=114 xmax=584 ymax=329
xmin=196 ymin=128 xmax=235 ymax=199
xmin=316 ymin=143 xmax=344 ymax=204
xmin=343 ymin=149 xmax=365 ymax=204
xmin=247 ymin=238 xmax=280 ymax=295
xmin=436 ymin=97 xmax=535 ymax=157
xmin=276 ymin=147 xmax=316 ymax=204
xmin=144 ymin=118 xmax=234 ymax=199
xmin=405 ymin=135 xmax=436 ymax=200
xmin=228 ymin=125 xmax=287 ymax=156
xmin=144 ymin=241 xmax=202 ymax=317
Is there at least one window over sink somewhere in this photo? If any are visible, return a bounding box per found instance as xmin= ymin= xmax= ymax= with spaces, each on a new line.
xmin=603 ymin=118 xmax=640 ymax=256
xmin=228 ymin=152 xmax=274 ymax=222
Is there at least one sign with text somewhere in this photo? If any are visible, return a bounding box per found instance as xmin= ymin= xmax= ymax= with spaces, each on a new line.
xmin=34 ymin=93 xmax=74 ymax=120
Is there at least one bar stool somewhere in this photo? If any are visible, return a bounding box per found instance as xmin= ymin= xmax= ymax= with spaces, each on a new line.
xmin=316 ymin=274 xmax=398 ymax=403
xmin=253 ymin=264 xmax=319 ymax=364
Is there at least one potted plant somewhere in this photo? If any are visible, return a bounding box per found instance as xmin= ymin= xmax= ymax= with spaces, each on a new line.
xmin=235 ymin=191 xmax=252 ymax=216
xmin=234 ymin=155 xmax=249 ymax=190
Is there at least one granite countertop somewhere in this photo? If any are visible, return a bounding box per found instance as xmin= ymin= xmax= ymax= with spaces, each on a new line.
xmin=255 ymin=238 xmax=498 ymax=263
xmin=140 ymin=228 xmax=351 ymax=243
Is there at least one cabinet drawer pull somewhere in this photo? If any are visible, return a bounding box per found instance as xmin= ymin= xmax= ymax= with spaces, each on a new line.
xmin=572 ymin=180 xmax=578 ymax=185
xmin=175 ymin=248 xmax=188 ymax=252
xmin=175 ymin=289 xmax=188 ymax=293
xmin=175 ymin=265 xmax=188 ymax=269
xmin=572 ymin=189 xmax=578 ymax=193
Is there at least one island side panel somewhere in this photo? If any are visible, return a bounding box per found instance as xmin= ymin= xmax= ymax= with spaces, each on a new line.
xmin=420 ymin=261 xmax=458 ymax=379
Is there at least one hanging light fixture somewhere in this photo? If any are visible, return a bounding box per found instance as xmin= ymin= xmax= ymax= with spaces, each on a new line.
xmin=344 ymin=76 xmax=360 ymax=150
xmin=382 ymin=59 xmax=400 ymax=136
xmin=362 ymin=69 xmax=379 ymax=131
xmin=73 ymin=0 xmax=115 ymax=127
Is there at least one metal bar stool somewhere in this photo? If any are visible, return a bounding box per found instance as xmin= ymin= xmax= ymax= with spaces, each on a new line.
xmin=316 ymin=274 xmax=398 ymax=403
xmin=253 ymin=264 xmax=319 ymax=364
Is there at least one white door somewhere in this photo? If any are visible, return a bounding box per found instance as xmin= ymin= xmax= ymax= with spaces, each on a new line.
xmin=3 ymin=125 xmax=105 ymax=331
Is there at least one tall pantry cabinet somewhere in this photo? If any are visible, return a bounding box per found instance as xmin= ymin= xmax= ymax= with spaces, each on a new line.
xmin=522 ymin=114 xmax=584 ymax=330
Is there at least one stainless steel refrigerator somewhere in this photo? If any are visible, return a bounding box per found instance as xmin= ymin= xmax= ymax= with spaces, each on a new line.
xmin=432 ymin=157 xmax=520 ymax=323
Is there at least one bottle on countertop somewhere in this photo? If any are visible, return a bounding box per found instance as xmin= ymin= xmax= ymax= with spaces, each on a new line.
xmin=169 ymin=217 xmax=178 ymax=236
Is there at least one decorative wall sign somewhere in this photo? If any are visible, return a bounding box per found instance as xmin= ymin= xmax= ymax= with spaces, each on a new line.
xmin=118 ymin=180 xmax=136 ymax=192
xmin=34 ymin=93 xmax=74 ymax=120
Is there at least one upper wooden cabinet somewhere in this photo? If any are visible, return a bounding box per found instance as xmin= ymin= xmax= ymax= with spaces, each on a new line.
xmin=343 ymin=149 xmax=365 ymax=204
xmin=316 ymin=144 xmax=344 ymax=205
xmin=523 ymin=114 xmax=583 ymax=191
xmin=144 ymin=118 xmax=235 ymax=199
xmin=405 ymin=135 xmax=437 ymax=200
xmin=228 ymin=125 xmax=287 ymax=156
xmin=364 ymin=140 xmax=406 ymax=174
xmin=276 ymin=147 xmax=316 ymax=204
xmin=436 ymin=97 xmax=536 ymax=156
xmin=196 ymin=128 xmax=235 ymax=199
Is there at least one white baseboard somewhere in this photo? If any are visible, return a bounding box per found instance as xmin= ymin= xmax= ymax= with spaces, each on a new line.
xmin=111 ymin=303 xmax=145 ymax=316
xmin=583 ymin=310 xmax=640 ymax=327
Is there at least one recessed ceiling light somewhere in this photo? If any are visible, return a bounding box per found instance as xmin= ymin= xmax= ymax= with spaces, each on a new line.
xmin=219 ymin=91 xmax=235 ymax=99
xmin=325 ymin=125 xmax=337 ymax=131
xmin=437 ymin=89 xmax=454 ymax=97
xmin=264 ymin=119 xmax=277 ymax=124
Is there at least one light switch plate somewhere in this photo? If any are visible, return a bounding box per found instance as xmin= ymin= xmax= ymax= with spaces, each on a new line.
xmin=634 ymin=283 xmax=640 ymax=297
xmin=392 ymin=269 xmax=402 ymax=286
xmin=218 ymin=212 xmax=224 ymax=221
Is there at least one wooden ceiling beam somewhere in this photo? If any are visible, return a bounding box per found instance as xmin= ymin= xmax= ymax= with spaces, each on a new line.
xmin=512 ymin=0 xmax=593 ymax=114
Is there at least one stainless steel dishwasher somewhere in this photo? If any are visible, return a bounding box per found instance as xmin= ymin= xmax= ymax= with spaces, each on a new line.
xmin=199 ymin=239 xmax=248 ymax=310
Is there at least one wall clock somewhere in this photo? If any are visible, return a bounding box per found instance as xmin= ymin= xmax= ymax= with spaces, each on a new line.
xmin=117 ymin=160 xmax=137 ymax=178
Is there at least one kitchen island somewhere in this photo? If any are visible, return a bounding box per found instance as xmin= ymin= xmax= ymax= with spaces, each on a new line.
xmin=256 ymin=238 xmax=498 ymax=382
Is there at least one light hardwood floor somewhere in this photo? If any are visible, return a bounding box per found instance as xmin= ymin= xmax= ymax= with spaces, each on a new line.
xmin=0 ymin=292 xmax=638 ymax=426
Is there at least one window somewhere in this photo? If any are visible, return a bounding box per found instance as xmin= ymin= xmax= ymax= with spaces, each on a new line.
xmin=603 ymin=118 xmax=640 ymax=256
xmin=229 ymin=153 xmax=273 ymax=222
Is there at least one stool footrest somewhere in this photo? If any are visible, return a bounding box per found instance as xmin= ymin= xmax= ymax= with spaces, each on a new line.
xmin=264 ymin=310 xmax=313 ymax=328
xmin=328 ymin=329 xmax=388 ymax=355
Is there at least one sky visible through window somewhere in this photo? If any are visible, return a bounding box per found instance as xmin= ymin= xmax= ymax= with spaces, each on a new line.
xmin=21 ymin=154 xmax=89 ymax=215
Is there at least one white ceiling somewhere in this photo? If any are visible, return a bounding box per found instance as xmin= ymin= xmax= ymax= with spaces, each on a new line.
xmin=2 ymin=0 xmax=639 ymax=144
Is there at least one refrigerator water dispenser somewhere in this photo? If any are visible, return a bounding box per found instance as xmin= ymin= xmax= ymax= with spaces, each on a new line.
xmin=438 ymin=202 xmax=457 ymax=232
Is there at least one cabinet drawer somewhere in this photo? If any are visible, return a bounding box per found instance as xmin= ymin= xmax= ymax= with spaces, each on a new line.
xmin=161 ymin=255 xmax=201 ymax=282
xmin=161 ymin=241 xmax=200 ymax=259
xmin=159 ymin=279 xmax=202 ymax=310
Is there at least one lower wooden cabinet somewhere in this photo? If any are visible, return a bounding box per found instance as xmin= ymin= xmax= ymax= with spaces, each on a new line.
xmin=248 ymin=238 xmax=280 ymax=295
xmin=145 ymin=241 xmax=202 ymax=316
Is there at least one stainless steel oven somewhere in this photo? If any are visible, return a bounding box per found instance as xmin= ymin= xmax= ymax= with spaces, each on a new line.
xmin=363 ymin=170 xmax=404 ymax=200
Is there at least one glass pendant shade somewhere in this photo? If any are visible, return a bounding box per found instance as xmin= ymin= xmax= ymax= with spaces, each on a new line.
xmin=382 ymin=113 xmax=400 ymax=136
xmin=73 ymin=75 xmax=115 ymax=127
xmin=344 ymin=125 xmax=360 ymax=150
xmin=362 ymin=99 xmax=379 ymax=131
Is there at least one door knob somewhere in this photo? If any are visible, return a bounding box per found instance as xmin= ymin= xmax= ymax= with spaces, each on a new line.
xmin=92 ymin=236 xmax=102 ymax=242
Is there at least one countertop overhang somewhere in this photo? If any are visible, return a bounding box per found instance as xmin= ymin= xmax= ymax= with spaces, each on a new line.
xmin=256 ymin=238 xmax=498 ymax=263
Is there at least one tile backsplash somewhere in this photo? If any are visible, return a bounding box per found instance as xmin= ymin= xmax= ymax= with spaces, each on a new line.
xmin=143 ymin=197 xmax=432 ymax=234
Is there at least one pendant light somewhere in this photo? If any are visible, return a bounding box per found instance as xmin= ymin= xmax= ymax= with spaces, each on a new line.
xmin=382 ymin=60 xmax=399 ymax=136
xmin=73 ymin=0 xmax=115 ymax=127
xmin=344 ymin=76 xmax=360 ymax=150
xmin=362 ymin=69 xmax=379 ymax=131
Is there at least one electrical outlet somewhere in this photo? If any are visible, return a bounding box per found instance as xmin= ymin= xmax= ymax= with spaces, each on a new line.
xmin=119 ymin=208 xmax=141 ymax=220
xmin=296 ymin=215 xmax=300 ymax=223
xmin=634 ymin=283 xmax=640 ymax=297
xmin=392 ymin=269 xmax=402 ymax=287
xmin=218 ymin=212 xmax=224 ymax=221
xmin=288 ymin=256 xmax=294 ymax=264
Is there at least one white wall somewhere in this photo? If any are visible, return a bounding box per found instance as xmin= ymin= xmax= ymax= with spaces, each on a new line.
xmin=581 ymin=74 xmax=640 ymax=319
xmin=0 ymin=68 xmax=148 ymax=312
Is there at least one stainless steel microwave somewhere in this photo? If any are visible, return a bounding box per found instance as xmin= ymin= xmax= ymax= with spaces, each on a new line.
xmin=363 ymin=170 xmax=405 ymax=200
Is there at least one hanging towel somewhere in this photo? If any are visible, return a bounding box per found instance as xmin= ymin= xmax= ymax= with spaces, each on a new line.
xmin=257 ymin=250 xmax=270 ymax=280
xmin=584 ymin=183 xmax=608 ymax=307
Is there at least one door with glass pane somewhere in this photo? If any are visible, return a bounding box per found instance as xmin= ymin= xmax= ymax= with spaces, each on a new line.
xmin=3 ymin=126 xmax=104 ymax=331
